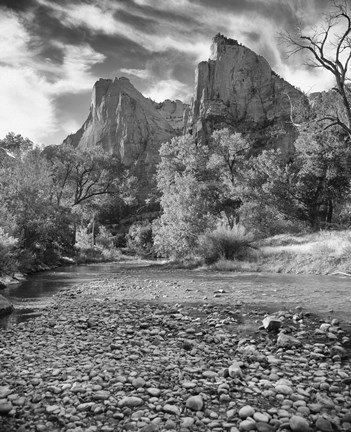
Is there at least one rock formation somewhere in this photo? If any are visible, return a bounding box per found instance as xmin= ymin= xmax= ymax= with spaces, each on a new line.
xmin=152 ymin=99 xmax=186 ymax=134
xmin=63 ymin=34 xmax=308 ymax=190
xmin=63 ymin=78 xmax=187 ymax=189
xmin=185 ymin=34 xmax=306 ymax=155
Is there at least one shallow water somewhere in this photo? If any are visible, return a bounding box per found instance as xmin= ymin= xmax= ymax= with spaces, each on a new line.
xmin=0 ymin=261 xmax=152 ymax=328
xmin=1 ymin=261 xmax=351 ymax=329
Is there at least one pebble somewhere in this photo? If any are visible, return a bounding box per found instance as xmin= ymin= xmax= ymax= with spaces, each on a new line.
xmin=228 ymin=362 xmax=243 ymax=378
xmin=315 ymin=416 xmax=333 ymax=432
xmin=185 ymin=395 xmax=203 ymax=411
xmin=239 ymin=419 xmax=256 ymax=431
xmin=119 ymin=396 xmax=143 ymax=407
xmin=0 ymin=277 xmax=350 ymax=432
xmin=163 ymin=404 xmax=180 ymax=416
xmin=289 ymin=415 xmax=310 ymax=432
xmin=262 ymin=316 xmax=281 ymax=331
xmin=239 ymin=405 xmax=255 ymax=419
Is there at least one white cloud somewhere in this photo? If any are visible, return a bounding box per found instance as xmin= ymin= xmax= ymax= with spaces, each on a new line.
xmin=50 ymin=43 xmax=106 ymax=94
xmin=119 ymin=68 xmax=150 ymax=80
xmin=0 ymin=66 xmax=57 ymax=142
xmin=61 ymin=119 xmax=81 ymax=135
xmin=0 ymin=8 xmax=105 ymax=144
xmin=144 ymin=79 xmax=190 ymax=103
xmin=120 ymin=65 xmax=191 ymax=102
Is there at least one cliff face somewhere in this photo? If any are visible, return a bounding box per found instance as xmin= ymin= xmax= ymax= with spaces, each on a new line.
xmin=185 ymin=34 xmax=306 ymax=154
xmin=63 ymin=34 xmax=308 ymax=193
xmin=63 ymin=78 xmax=187 ymax=186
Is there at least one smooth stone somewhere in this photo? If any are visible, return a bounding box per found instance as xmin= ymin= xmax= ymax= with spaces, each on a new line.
xmin=239 ymin=405 xmax=255 ymax=419
xmin=256 ymin=423 xmax=275 ymax=432
xmin=132 ymin=377 xmax=146 ymax=388
xmin=316 ymin=393 xmax=335 ymax=409
xmin=229 ymin=362 xmax=243 ymax=378
xmin=275 ymin=385 xmax=293 ymax=395
xmin=163 ymin=404 xmax=180 ymax=416
xmin=239 ymin=419 xmax=256 ymax=431
xmin=147 ymin=388 xmax=161 ymax=397
xmin=315 ymin=417 xmax=333 ymax=432
xmin=119 ymin=397 xmax=143 ymax=408
xmin=0 ymin=402 xmax=12 ymax=415
xmin=253 ymin=413 xmax=269 ymax=423
xmin=92 ymin=390 xmax=110 ymax=400
xmin=289 ymin=415 xmax=309 ymax=432
xmin=277 ymin=333 xmax=301 ymax=348
xmin=140 ymin=424 xmax=158 ymax=432
xmin=186 ymin=395 xmax=203 ymax=411
xmin=181 ymin=417 xmax=195 ymax=427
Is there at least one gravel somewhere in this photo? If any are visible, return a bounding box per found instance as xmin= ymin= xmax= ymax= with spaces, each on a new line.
xmin=0 ymin=277 xmax=351 ymax=431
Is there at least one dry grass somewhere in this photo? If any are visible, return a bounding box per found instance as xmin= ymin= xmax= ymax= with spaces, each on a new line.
xmin=255 ymin=230 xmax=351 ymax=274
xmin=206 ymin=230 xmax=351 ymax=275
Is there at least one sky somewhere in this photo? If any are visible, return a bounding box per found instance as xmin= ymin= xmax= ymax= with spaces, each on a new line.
xmin=0 ymin=0 xmax=338 ymax=146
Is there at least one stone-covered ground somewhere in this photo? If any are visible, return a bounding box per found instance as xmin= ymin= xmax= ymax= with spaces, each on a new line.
xmin=0 ymin=275 xmax=351 ymax=432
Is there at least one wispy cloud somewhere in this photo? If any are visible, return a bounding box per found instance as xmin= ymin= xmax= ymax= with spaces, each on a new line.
xmin=0 ymin=0 xmax=336 ymax=145
xmin=0 ymin=7 xmax=105 ymax=144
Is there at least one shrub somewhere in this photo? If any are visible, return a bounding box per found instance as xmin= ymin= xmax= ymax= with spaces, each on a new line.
xmin=239 ymin=201 xmax=305 ymax=237
xmin=127 ymin=222 xmax=153 ymax=256
xmin=75 ymin=225 xmax=120 ymax=263
xmin=197 ymin=224 xmax=254 ymax=265
xmin=96 ymin=226 xmax=114 ymax=249
xmin=0 ymin=228 xmax=19 ymax=275
xmin=75 ymin=226 xmax=93 ymax=250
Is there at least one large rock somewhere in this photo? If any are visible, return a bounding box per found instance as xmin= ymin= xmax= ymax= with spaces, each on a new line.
xmin=152 ymin=99 xmax=187 ymax=133
xmin=63 ymin=77 xmax=186 ymax=191
xmin=0 ymin=294 xmax=14 ymax=317
xmin=185 ymin=33 xmax=306 ymax=154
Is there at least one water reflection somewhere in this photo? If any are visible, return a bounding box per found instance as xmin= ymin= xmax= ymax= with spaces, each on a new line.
xmin=0 ymin=262 xmax=129 ymax=329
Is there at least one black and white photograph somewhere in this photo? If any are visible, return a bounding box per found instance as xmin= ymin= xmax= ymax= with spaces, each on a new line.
xmin=1 ymin=1 xmax=351 ymax=431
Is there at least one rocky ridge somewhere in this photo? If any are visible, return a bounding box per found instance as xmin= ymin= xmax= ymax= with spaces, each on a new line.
xmin=63 ymin=78 xmax=186 ymax=188
xmin=63 ymin=34 xmax=309 ymax=190
xmin=0 ymin=275 xmax=350 ymax=432
xmin=184 ymin=34 xmax=306 ymax=155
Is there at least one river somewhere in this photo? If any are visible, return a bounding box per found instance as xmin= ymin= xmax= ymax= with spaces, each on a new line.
xmin=0 ymin=261 xmax=153 ymax=328
xmin=1 ymin=261 xmax=351 ymax=330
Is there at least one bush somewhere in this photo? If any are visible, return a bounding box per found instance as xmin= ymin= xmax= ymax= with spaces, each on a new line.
xmin=0 ymin=228 xmax=19 ymax=275
xmin=75 ymin=225 xmax=120 ymax=264
xmin=197 ymin=224 xmax=254 ymax=265
xmin=127 ymin=222 xmax=153 ymax=256
xmin=239 ymin=201 xmax=305 ymax=237
xmin=96 ymin=226 xmax=115 ymax=249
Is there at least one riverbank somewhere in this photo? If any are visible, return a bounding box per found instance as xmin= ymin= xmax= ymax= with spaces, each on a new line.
xmin=1 ymin=270 xmax=351 ymax=431
xmin=208 ymin=230 xmax=351 ymax=275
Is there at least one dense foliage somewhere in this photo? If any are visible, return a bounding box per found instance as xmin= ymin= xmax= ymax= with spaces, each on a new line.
xmin=153 ymin=122 xmax=351 ymax=260
xmin=0 ymin=133 xmax=131 ymax=275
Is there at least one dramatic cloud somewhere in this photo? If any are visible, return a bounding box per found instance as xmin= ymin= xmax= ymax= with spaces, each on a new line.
xmin=0 ymin=6 xmax=105 ymax=144
xmin=0 ymin=0 xmax=336 ymax=145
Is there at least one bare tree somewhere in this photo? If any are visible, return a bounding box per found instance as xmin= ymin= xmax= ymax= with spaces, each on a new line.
xmin=281 ymin=1 xmax=351 ymax=137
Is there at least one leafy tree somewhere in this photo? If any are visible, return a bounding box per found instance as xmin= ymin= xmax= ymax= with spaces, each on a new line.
xmin=153 ymin=135 xmax=216 ymax=258
xmin=44 ymin=145 xmax=126 ymax=207
xmin=127 ymin=222 xmax=153 ymax=255
xmin=0 ymin=132 xmax=33 ymax=157
xmin=281 ymin=0 xmax=351 ymax=137
xmin=0 ymin=147 xmax=74 ymax=268
xmin=242 ymin=125 xmax=350 ymax=230
xmin=206 ymin=129 xmax=250 ymax=227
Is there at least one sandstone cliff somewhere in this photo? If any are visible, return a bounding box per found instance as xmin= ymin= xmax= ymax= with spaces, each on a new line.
xmin=152 ymin=99 xmax=186 ymax=134
xmin=63 ymin=78 xmax=187 ymax=188
xmin=185 ymin=34 xmax=306 ymax=154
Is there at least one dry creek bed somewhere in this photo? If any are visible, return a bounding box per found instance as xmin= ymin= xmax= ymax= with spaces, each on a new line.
xmin=1 ymin=271 xmax=351 ymax=432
